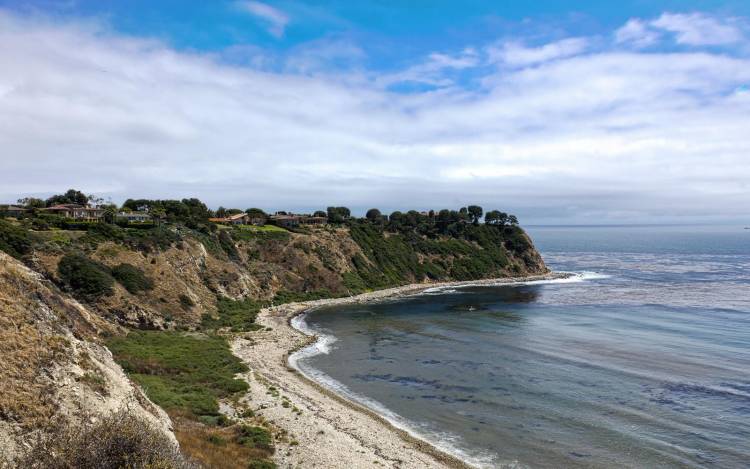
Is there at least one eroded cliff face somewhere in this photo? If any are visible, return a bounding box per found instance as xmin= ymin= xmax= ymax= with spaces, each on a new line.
xmin=0 ymin=252 xmax=175 ymax=461
xmin=29 ymin=225 xmax=547 ymax=330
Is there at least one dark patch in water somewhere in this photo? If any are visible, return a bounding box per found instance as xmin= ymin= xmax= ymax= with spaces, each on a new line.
xmin=569 ymin=452 xmax=591 ymax=458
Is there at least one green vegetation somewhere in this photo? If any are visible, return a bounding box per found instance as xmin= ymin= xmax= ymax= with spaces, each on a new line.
xmin=111 ymin=263 xmax=154 ymax=294
xmin=108 ymin=331 xmax=248 ymax=417
xmin=0 ymin=219 xmax=32 ymax=259
xmin=236 ymin=425 xmax=274 ymax=451
xmin=57 ymin=253 xmax=115 ymax=300
xmin=201 ymin=297 xmax=264 ymax=332
xmin=230 ymin=224 xmax=289 ymax=242
xmin=326 ymin=206 xmax=351 ymax=223
xmin=272 ymin=289 xmax=336 ymax=304
xmin=248 ymin=459 xmax=277 ymax=467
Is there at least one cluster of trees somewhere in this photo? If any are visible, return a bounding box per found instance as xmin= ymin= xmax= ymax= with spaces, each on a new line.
xmin=11 ymin=190 xmax=521 ymax=236
xmin=367 ymin=205 xmax=518 ymax=232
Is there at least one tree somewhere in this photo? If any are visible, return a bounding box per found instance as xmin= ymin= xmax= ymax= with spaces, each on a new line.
xmin=326 ymin=206 xmax=351 ymax=224
xmin=246 ymin=208 xmax=267 ymax=219
xmin=508 ymin=214 xmax=519 ymax=225
xmin=101 ymin=204 xmax=118 ymax=224
xmin=215 ymin=206 xmax=227 ymax=218
xmin=365 ymin=208 xmax=382 ymax=222
xmin=226 ymin=208 xmax=243 ymax=215
xmin=484 ymin=210 xmax=499 ymax=225
xmin=17 ymin=197 xmax=45 ymax=209
xmin=150 ymin=208 xmax=166 ymax=226
xmin=313 ymin=210 xmax=326 ymax=218
xmin=467 ymin=205 xmax=483 ymax=225
xmin=45 ymin=189 xmax=90 ymax=207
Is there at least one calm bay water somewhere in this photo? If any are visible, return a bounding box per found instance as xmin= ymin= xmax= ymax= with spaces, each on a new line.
xmin=294 ymin=225 xmax=750 ymax=468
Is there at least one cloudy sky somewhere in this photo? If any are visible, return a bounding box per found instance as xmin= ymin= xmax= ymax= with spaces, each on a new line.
xmin=1 ymin=1 xmax=749 ymax=224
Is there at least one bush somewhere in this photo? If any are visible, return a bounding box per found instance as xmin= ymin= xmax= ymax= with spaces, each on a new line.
xmin=107 ymin=331 xmax=249 ymax=417
xmin=179 ymin=294 xmax=195 ymax=310
xmin=248 ymin=460 xmax=277 ymax=469
xmin=236 ymin=425 xmax=274 ymax=452
xmin=11 ymin=409 xmax=196 ymax=468
xmin=57 ymin=253 xmax=114 ymax=299
xmin=0 ymin=219 xmax=32 ymax=259
xmin=111 ymin=263 xmax=154 ymax=294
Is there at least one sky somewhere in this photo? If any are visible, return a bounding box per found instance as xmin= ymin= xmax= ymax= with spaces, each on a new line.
xmin=0 ymin=1 xmax=749 ymax=224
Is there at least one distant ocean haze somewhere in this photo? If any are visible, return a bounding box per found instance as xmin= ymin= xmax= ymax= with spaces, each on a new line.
xmin=293 ymin=225 xmax=750 ymax=468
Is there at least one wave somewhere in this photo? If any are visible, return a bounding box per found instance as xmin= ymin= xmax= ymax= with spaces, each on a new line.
xmin=289 ymin=312 xmax=504 ymax=468
xmin=420 ymin=271 xmax=610 ymax=294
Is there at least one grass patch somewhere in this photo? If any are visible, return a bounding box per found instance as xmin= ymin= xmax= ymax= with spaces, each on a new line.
xmin=201 ymin=297 xmax=265 ymax=332
xmin=107 ymin=331 xmax=248 ymax=417
xmin=236 ymin=224 xmax=287 ymax=232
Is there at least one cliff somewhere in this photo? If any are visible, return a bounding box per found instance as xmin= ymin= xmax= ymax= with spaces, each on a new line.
xmin=27 ymin=222 xmax=547 ymax=329
xmin=0 ymin=251 xmax=176 ymax=463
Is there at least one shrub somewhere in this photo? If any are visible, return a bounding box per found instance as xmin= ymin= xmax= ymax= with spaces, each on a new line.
xmin=11 ymin=409 xmax=196 ymax=468
xmin=57 ymin=253 xmax=114 ymax=300
xmin=236 ymin=425 xmax=273 ymax=452
xmin=179 ymin=294 xmax=195 ymax=310
xmin=111 ymin=263 xmax=154 ymax=294
xmin=248 ymin=460 xmax=277 ymax=469
xmin=0 ymin=219 xmax=32 ymax=259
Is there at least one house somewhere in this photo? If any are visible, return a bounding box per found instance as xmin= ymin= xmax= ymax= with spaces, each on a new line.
xmin=0 ymin=205 xmax=27 ymax=218
xmin=41 ymin=204 xmax=104 ymax=222
xmin=268 ymin=214 xmax=299 ymax=228
xmin=210 ymin=213 xmax=268 ymax=226
xmin=300 ymin=215 xmax=327 ymax=225
xmin=226 ymin=213 xmax=251 ymax=225
xmin=117 ymin=211 xmax=151 ymax=223
xmin=268 ymin=213 xmax=327 ymax=228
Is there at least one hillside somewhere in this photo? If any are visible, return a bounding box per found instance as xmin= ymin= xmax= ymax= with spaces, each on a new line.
xmin=0 ymin=215 xmax=547 ymax=467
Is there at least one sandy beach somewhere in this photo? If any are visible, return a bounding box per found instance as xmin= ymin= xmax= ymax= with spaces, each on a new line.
xmin=231 ymin=273 xmax=568 ymax=468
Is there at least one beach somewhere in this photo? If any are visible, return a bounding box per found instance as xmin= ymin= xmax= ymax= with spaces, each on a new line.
xmin=230 ymin=273 xmax=567 ymax=469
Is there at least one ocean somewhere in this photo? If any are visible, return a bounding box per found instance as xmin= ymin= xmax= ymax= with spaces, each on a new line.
xmin=291 ymin=225 xmax=750 ymax=468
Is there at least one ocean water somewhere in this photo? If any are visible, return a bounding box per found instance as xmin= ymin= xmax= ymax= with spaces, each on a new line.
xmin=292 ymin=225 xmax=750 ymax=468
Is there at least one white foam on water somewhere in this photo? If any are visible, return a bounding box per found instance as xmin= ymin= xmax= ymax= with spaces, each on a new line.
xmin=289 ymin=312 xmax=501 ymax=469
xmin=421 ymin=271 xmax=610 ymax=294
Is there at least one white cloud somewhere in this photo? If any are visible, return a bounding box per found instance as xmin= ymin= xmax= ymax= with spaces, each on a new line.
xmin=375 ymin=48 xmax=479 ymax=88
xmin=615 ymin=18 xmax=660 ymax=47
xmin=0 ymin=11 xmax=749 ymax=223
xmin=236 ymin=1 xmax=289 ymax=38
xmin=651 ymin=12 xmax=744 ymax=45
xmin=487 ymin=37 xmax=589 ymax=66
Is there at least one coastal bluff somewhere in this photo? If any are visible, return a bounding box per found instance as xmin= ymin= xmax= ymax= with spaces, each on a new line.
xmin=1 ymin=217 xmax=547 ymax=467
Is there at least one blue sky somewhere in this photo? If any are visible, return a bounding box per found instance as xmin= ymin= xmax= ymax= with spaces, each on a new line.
xmin=0 ymin=1 xmax=749 ymax=223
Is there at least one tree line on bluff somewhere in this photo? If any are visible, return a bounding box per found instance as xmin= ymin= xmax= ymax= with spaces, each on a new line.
xmin=7 ymin=188 xmax=521 ymax=237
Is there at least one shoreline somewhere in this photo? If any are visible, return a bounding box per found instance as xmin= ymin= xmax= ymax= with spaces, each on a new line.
xmin=231 ymin=272 xmax=569 ymax=468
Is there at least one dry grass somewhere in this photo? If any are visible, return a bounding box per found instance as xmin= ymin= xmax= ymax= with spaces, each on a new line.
xmin=173 ymin=416 xmax=275 ymax=469
xmin=9 ymin=409 xmax=196 ymax=469
xmin=0 ymin=268 xmax=69 ymax=427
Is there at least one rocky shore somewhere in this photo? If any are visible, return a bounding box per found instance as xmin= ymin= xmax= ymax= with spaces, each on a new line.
xmin=231 ymin=272 xmax=568 ymax=468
